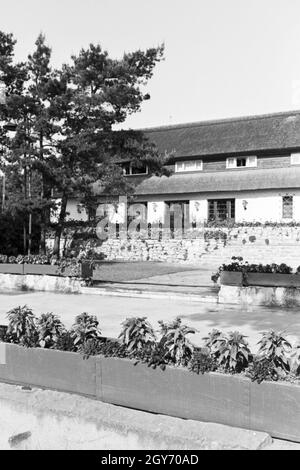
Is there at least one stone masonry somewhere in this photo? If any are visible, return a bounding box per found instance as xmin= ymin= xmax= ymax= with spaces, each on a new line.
xmin=96 ymin=226 xmax=300 ymax=270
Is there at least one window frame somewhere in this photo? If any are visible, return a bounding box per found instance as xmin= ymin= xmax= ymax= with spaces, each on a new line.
xmin=175 ymin=160 xmax=203 ymax=173
xmin=291 ymin=153 xmax=300 ymax=165
xmin=226 ymin=156 xmax=257 ymax=169
xmin=122 ymin=162 xmax=149 ymax=176
xmin=282 ymin=195 xmax=294 ymax=220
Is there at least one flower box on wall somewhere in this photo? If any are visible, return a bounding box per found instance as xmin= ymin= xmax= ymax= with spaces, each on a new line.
xmin=220 ymin=271 xmax=243 ymax=286
xmin=0 ymin=264 xmax=24 ymax=275
xmin=0 ymin=343 xmax=299 ymax=442
xmin=220 ymin=271 xmax=300 ymax=288
xmin=0 ymin=262 xmax=92 ymax=279
xmin=244 ymin=273 xmax=300 ymax=288
xmin=23 ymin=264 xmax=60 ymax=276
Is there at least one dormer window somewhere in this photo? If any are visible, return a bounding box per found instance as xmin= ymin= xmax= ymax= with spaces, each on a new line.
xmin=226 ymin=156 xmax=257 ymax=169
xmin=122 ymin=162 xmax=148 ymax=175
xmin=175 ymin=160 xmax=203 ymax=172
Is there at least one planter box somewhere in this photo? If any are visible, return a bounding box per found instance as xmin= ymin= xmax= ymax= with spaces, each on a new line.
xmin=23 ymin=264 xmax=60 ymax=276
xmin=0 ymin=343 xmax=96 ymax=397
xmin=0 ymin=343 xmax=299 ymax=441
xmin=245 ymin=272 xmax=300 ymax=288
xmin=0 ymin=264 xmax=23 ymax=275
xmin=0 ymin=262 xmax=92 ymax=279
xmin=99 ymin=357 xmax=300 ymax=442
xmin=220 ymin=271 xmax=243 ymax=286
xmin=220 ymin=271 xmax=300 ymax=288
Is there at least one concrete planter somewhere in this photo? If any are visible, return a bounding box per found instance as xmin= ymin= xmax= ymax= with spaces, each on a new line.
xmin=0 ymin=262 xmax=92 ymax=278
xmin=23 ymin=264 xmax=60 ymax=276
xmin=244 ymin=272 xmax=300 ymax=288
xmin=220 ymin=271 xmax=300 ymax=288
xmin=0 ymin=264 xmax=23 ymax=275
xmin=220 ymin=271 xmax=243 ymax=286
xmin=0 ymin=343 xmax=299 ymax=442
xmin=0 ymin=343 xmax=96 ymax=397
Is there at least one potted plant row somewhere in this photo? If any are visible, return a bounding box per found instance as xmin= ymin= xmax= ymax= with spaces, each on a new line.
xmin=214 ymin=257 xmax=300 ymax=288
xmin=0 ymin=308 xmax=300 ymax=442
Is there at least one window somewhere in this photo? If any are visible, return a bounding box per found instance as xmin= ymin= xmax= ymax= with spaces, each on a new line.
xmin=226 ymin=156 xmax=257 ymax=169
xmin=291 ymin=153 xmax=300 ymax=165
xmin=175 ymin=160 xmax=203 ymax=172
xmin=208 ymin=199 xmax=235 ymax=221
xmin=122 ymin=162 xmax=148 ymax=175
xmin=282 ymin=196 xmax=293 ymax=219
xmin=236 ymin=158 xmax=247 ymax=167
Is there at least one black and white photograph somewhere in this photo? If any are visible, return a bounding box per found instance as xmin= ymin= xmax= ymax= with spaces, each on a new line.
xmin=0 ymin=0 xmax=300 ymax=453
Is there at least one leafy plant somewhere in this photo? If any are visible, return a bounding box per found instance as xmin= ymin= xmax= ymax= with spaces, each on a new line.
xmin=212 ymin=257 xmax=293 ymax=284
xmin=6 ymin=305 xmax=38 ymax=347
xmin=37 ymin=313 xmax=66 ymax=348
xmin=55 ymin=331 xmax=76 ymax=352
xmin=188 ymin=348 xmax=217 ymax=375
xmin=0 ymin=325 xmax=8 ymax=342
xmin=202 ymin=329 xmax=222 ymax=350
xmin=209 ymin=330 xmax=251 ymax=372
xmin=246 ymin=357 xmax=279 ymax=384
xmin=119 ymin=317 xmax=156 ymax=354
xmin=257 ymin=330 xmax=292 ymax=373
xmin=291 ymin=344 xmax=300 ymax=375
xmin=70 ymin=312 xmax=102 ymax=351
xmin=158 ymin=317 xmax=196 ymax=366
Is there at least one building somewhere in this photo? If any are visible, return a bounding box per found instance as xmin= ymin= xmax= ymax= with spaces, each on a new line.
xmin=66 ymin=110 xmax=300 ymax=226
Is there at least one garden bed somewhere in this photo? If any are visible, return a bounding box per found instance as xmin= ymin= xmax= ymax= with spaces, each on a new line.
xmin=0 ymin=343 xmax=299 ymax=442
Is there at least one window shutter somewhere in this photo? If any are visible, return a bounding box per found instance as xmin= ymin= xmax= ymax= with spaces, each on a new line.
xmin=226 ymin=157 xmax=236 ymax=169
xmin=175 ymin=162 xmax=184 ymax=172
xmin=195 ymin=160 xmax=203 ymax=170
xmin=291 ymin=153 xmax=300 ymax=165
xmin=246 ymin=156 xmax=257 ymax=167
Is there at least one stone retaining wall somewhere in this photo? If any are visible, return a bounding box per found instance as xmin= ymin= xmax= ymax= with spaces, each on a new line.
xmin=95 ymin=226 xmax=300 ymax=267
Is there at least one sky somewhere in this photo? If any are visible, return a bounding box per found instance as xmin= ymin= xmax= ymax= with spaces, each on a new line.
xmin=2 ymin=0 xmax=300 ymax=129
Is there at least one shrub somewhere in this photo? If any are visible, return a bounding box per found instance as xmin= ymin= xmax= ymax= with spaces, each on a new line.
xmin=6 ymin=305 xmax=38 ymax=347
xmin=212 ymin=257 xmax=293 ymax=283
xmin=119 ymin=317 xmax=156 ymax=354
xmin=188 ymin=348 xmax=217 ymax=375
xmin=257 ymin=330 xmax=292 ymax=373
xmin=247 ymin=357 xmax=279 ymax=384
xmin=82 ymin=338 xmax=128 ymax=360
xmin=55 ymin=331 xmax=76 ymax=352
xmin=158 ymin=317 xmax=196 ymax=366
xmin=70 ymin=313 xmax=101 ymax=351
xmin=37 ymin=313 xmax=66 ymax=349
xmin=203 ymin=329 xmax=222 ymax=350
xmin=209 ymin=330 xmax=251 ymax=372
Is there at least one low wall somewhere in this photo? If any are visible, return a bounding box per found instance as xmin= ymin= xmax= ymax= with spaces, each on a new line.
xmin=0 ymin=344 xmax=299 ymax=442
xmin=98 ymin=237 xmax=219 ymax=263
xmin=219 ymin=284 xmax=300 ymax=307
xmin=0 ymin=273 xmax=83 ymax=293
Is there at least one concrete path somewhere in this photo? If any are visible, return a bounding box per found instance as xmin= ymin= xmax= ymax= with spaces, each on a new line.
xmin=123 ymin=268 xmax=214 ymax=287
xmin=1 ymin=291 xmax=300 ymax=352
xmin=0 ymin=383 xmax=272 ymax=450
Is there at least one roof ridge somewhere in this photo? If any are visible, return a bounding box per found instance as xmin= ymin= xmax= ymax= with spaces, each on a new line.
xmin=138 ymin=110 xmax=300 ymax=133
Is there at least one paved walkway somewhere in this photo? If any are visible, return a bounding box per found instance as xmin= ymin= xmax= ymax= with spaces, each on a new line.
xmin=1 ymin=290 xmax=300 ymax=352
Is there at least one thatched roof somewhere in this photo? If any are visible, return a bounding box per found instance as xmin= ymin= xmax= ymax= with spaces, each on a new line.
xmin=134 ymin=166 xmax=300 ymax=195
xmin=142 ymin=110 xmax=300 ymax=158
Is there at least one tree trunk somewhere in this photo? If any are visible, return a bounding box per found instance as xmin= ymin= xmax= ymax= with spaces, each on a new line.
xmin=53 ymin=193 xmax=68 ymax=258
